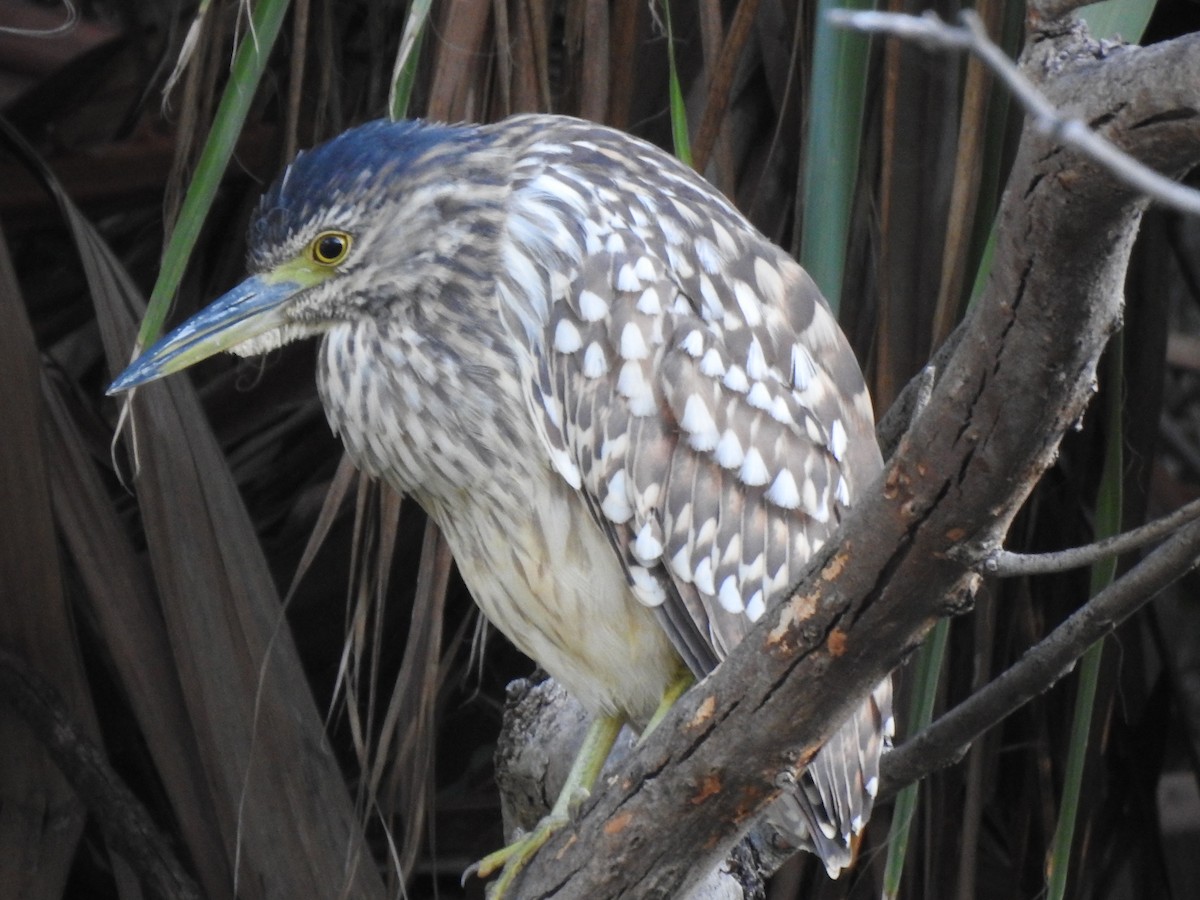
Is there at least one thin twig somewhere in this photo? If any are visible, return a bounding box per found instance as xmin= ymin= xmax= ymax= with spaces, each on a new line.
xmin=829 ymin=9 xmax=1200 ymax=218
xmin=977 ymin=495 xmax=1200 ymax=576
xmin=0 ymin=650 xmax=202 ymax=900
xmin=880 ymin=512 xmax=1200 ymax=797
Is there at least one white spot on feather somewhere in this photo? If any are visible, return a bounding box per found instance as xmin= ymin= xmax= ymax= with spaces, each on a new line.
xmin=802 ymin=478 xmax=829 ymax=523
xmin=733 ymin=279 xmax=763 ymax=327
xmin=579 ymin=290 xmax=609 ymax=322
xmin=829 ymin=419 xmax=848 ymax=461
xmin=680 ymin=329 xmax=705 ymax=357
xmin=791 ymin=343 xmax=816 ymax=389
xmin=695 ymin=237 xmax=721 ymax=275
xmin=723 ymin=365 xmax=749 ymax=393
xmin=769 ymin=396 xmax=792 ymax=424
xmin=745 ymin=591 xmax=766 ymax=622
xmin=739 ymin=447 xmax=770 ymax=486
xmin=698 ymin=275 xmax=723 ymax=320
xmin=620 ymin=322 xmax=649 ymax=360
xmin=630 ymin=566 xmax=666 ymax=607
xmin=693 ymin=556 xmax=716 ymax=595
xmin=617 ymin=263 xmax=642 ymax=292
xmin=699 ymin=347 xmax=725 ymax=378
xmin=553 ymin=318 xmax=582 ymax=353
xmin=633 ymin=520 xmax=664 ymax=562
xmin=601 ymin=471 xmax=633 ymax=523
xmin=636 ymin=286 xmax=662 ymax=315
xmin=660 ymin=216 xmax=684 ymax=245
xmin=618 ymin=361 xmax=656 ymax=416
xmin=711 ymin=220 xmax=737 ymax=256
xmin=717 ymin=576 xmax=744 ymax=613
xmin=550 ymin=447 xmax=582 ymax=489
xmin=746 ymin=337 xmax=769 ymax=381
xmin=836 ymin=475 xmax=851 ymax=506
xmin=583 ymin=342 xmax=608 ymax=377
xmin=766 ymin=469 xmax=801 ymax=509
xmin=670 ymin=546 xmax=693 ymax=582
xmin=681 ymin=395 xmax=720 ymax=450
xmin=754 ymin=257 xmax=785 ymax=306
xmin=747 ymin=382 xmax=772 ymax=411
xmin=715 ymin=429 xmax=744 ymax=469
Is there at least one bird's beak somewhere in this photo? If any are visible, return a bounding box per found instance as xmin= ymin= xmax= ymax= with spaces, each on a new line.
xmin=108 ymin=274 xmax=303 ymax=394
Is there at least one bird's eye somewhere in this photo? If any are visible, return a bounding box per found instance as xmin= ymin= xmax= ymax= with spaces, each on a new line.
xmin=310 ymin=231 xmax=352 ymax=266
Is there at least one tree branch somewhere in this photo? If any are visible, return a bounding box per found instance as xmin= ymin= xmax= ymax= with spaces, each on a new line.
xmin=0 ymin=649 xmax=202 ymax=900
xmin=504 ymin=21 xmax=1200 ymax=900
xmin=978 ymin=495 xmax=1200 ymax=576
xmin=880 ymin=514 xmax=1200 ymax=797
xmin=829 ymin=9 xmax=1200 ymax=217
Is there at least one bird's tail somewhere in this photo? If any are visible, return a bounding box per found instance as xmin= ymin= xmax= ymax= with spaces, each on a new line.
xmin=763 ymin=678 xmax=894 ymax=878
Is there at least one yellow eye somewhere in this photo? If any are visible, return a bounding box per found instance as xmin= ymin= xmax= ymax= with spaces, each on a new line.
xmin=310 ymin=231 xmax=352 ymax=266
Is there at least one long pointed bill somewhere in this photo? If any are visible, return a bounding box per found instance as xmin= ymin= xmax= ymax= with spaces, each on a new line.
xmin=108 ymin=275 xmax=304 ymax=394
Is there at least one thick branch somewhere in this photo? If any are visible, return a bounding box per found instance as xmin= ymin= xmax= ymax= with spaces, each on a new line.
xmin=507 ymin=25 xmax=1200 ymax=900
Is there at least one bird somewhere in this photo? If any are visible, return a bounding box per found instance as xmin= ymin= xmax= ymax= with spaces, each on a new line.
xmin=110 ymin=113 xmax=893 ymax=893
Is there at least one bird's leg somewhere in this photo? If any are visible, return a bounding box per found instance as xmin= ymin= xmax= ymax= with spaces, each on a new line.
xmin=638 ymin=668 xmax=695 ymax=743
xmin=470 ymin=713 xmax=624 ymax=896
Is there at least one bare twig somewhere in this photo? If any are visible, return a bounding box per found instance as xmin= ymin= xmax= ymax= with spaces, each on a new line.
xmin=977 ymin=496 xmax=1200 ymax=576
xmin=0 ymin=649 xmax=202 ymax=900
xmin=880 ymin=513 xmax=1200 ymax=796
xmin=829 ymin=9 xmax=1200 ymax=218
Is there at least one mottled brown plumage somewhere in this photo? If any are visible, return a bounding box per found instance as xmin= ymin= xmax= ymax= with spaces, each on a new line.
xmin=110 ymin=113 xmax=892 ymax=877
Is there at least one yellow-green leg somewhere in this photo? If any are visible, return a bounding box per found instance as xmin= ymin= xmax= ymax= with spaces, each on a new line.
xmin=639 ymin=668 xmax=695 ymax=742
xmin=470 ymin=713 xmax=624 ymax=897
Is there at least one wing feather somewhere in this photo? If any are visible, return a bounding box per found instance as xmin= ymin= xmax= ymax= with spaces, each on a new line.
xmin=501 ymin=115 xmax=888 ymax=873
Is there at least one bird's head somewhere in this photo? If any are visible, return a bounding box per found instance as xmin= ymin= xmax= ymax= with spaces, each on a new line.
xmin=109 ymin=119 xmax=502 ymax=394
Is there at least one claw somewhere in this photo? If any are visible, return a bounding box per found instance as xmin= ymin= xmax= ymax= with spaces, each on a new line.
xmin=468 ymin=813 xmax=568 ymax=897
xmin=466 ymin=714 xmax=625 ymax=896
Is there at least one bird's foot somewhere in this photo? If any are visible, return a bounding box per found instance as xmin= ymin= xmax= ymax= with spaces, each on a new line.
xmin=465 ymin=812 xmax=570 ymax=898
xmin=465 ymin=714 xmax=623 ymax=897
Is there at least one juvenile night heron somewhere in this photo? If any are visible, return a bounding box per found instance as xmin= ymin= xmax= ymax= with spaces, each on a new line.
xmin=111 ymin=114 xmax=892 ymax=891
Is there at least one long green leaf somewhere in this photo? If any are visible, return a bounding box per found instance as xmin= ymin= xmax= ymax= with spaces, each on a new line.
xmin=1046 ymin=336 xmax=1124 ymax=899
xmin=388 ymin=0 xmax=432 ymax=120
xmin=140 ymin=0 xmax=293 ymax=349
xmin=881 ymin=617 xmax=950 ymax=899
xmin=662 ymin=0 xmax=692 ymax=166
xmin=800 ymin=0 xmax=875 ymax=313
xmin=1077 ymin=0 xmax=1158 ymax=42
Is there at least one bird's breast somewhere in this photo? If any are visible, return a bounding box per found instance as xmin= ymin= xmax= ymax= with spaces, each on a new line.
xmin=316 ymin=319 xmax=679 ymax=721
xmin=428 ymin=463 xmax=680 ymax=723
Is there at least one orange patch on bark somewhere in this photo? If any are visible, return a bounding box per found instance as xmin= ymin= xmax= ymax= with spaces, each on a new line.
xmin=767 ymin=591 xmax=819 ymax=647
xmin=689 ymin=694 xmax=716 ymax=728
xmin=827 ymin=628 xmax=848 ymax=656
xmin=821 ymin=549 xmax=849 ymax=580
xmin=691 ymin=773 xmax=722 ymax=804
xmin=604 ymin=811 xmax=633 ymax=835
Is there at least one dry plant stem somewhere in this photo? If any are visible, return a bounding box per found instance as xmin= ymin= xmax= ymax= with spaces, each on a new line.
xmin=980 ymin=496 xmax=1200 ymax=576
xmin=880 ymin=514 xmax=1200 ymax=797
xmin=0 ymin=650 xmax=202 ymax=900
xmin=503 ymin=23 xmax=1200 ymax=900
xmin=828 ymin=9 xmax=1200 ymax=218
xmin=691 ymin=0 xmax=763 ymax=175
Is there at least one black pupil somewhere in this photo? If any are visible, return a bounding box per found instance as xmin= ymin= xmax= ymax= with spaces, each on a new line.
xmin=317 ymin=234 xmax=344 ymax=261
